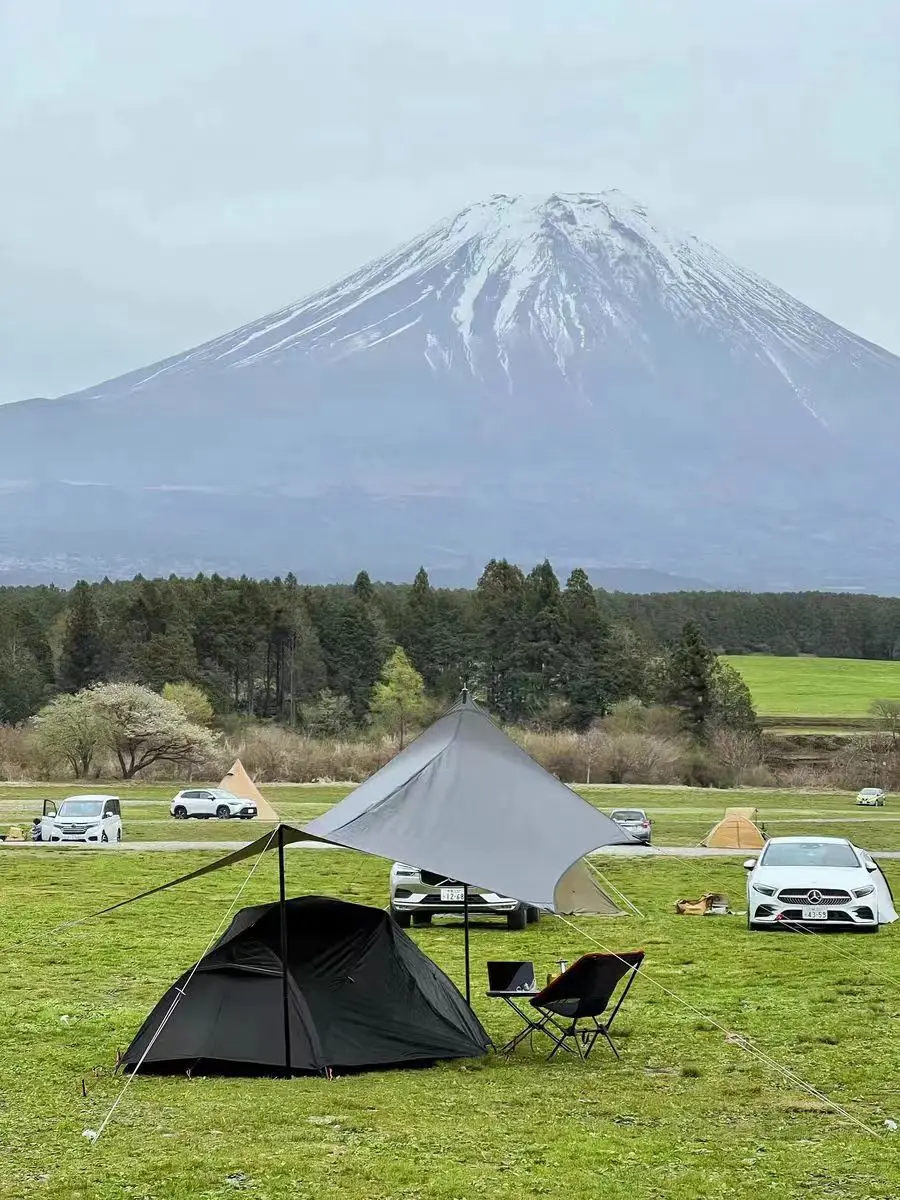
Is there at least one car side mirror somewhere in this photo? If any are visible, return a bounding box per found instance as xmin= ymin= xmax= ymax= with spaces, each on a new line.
xmin=865 ymin=862 xmax=878 ymax=872
xmin=742 ymin=859 xmax=757 ymax=870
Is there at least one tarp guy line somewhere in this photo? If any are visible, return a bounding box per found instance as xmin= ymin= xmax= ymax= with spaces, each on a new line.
xmin=90 ymin=827 xmax=278 ymax=1146
xmin=549 ymin=911 xmax=883 ymax=1139
xmin=584 ymin=859 xmax=645 ymax=918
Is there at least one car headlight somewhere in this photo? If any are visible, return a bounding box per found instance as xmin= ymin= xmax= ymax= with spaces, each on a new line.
xmin=853 ymin=885 xmax=875 ymax=898
xmin=752 ymin=883 xmax=776 ymax=896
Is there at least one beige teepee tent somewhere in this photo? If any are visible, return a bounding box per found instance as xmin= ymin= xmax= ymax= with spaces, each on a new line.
xmin=219 ymin=759 xmax=279 ymax=821
xmin=702 ymin=808 xmax=765 ymax=850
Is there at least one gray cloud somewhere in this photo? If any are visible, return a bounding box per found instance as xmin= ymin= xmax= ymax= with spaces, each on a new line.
xmin=1 ymin=0 xmax=897 ymax=402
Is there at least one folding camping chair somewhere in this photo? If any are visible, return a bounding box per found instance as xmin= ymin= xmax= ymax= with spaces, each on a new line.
xmin=493 ymin=951 xmax=644 ymax=1060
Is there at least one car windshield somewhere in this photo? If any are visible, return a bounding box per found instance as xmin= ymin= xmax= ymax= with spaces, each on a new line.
xmin=860 ymin=789 xmax=881 ymax=796
xmin=761 ymin=842 xmax=860 ymax=868
xmin=57 ymin=800 xmax=105 ymax=818
xmin=612 ymin=810 xmax=644 ymax=822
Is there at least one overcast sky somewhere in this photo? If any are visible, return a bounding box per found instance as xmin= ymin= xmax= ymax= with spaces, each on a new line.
xmin=1 ymin=0 xmax=897 ymax=403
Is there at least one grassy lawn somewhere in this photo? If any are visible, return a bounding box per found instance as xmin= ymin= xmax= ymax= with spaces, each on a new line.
xmin=722 ymin=655 xmax=900 ymax=718
xmin=4 ymin=783 xmax=899 ymax=851
xmin=1 ymin=850 xmax=898 ymax=1199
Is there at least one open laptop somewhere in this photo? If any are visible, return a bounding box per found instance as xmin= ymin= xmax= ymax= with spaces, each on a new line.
xmin=487 ymin=960 xmax=538 ymax=995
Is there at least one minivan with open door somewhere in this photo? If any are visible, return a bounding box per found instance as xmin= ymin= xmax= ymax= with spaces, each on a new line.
xmin=43 ymin=795 xmax=123 ymax=844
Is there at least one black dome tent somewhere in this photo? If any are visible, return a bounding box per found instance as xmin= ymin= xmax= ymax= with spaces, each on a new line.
xmin=122 ymin=896 xmax=490 ymax=1076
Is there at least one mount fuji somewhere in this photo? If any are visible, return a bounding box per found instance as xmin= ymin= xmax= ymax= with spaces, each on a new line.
xmin=2 ymin=190 xmax=900 ymax=589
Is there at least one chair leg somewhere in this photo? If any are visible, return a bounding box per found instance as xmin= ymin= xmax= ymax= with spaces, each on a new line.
xmin=544 ymin=1018 xmax=579 ymax=1060
xmin=600 ymin=1027 xmax=620 ymax=1060
xmin=581 ymin=1026 xmax=603 ymax=1059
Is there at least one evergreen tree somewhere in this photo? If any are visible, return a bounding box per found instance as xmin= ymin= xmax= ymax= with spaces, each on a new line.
xmin=667 ymin=620 xmax=716 ymax=738
xmin=352 ymin=570 xmax=375 ymax=604
xmin=307 ymin=591 xmax=388 ymax=720
xmin=402 ymin=567 xmax=438 ymax=682
xmin=518 ymin=561 xmax=564 ymax=715
xmin=473 ymin=559 xmax=528 ymax=721
xmin=559 ymin=568 xmax=612 ymax=728
xmin=58 ymin=581 xmax=105 ymax=692
xmin=710 ymin=661 xmax=757 ymax=732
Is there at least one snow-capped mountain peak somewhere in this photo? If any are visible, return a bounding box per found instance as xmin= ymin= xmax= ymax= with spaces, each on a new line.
xmin=3 ymin=188 xmax=900 ymax=593
xmin=108 ymin=189 xmax=891 ymax=403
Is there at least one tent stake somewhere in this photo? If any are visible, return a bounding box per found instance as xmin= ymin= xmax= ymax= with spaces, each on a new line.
xmin=463 ymin=883 xmax=471 ymax=1005
xmin=278 ymin=825 xmax=292 ymax=1078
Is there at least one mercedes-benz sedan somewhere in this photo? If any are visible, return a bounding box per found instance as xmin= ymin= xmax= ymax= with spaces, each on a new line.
xmin=745 ymin=836 xmax=881 ymax=932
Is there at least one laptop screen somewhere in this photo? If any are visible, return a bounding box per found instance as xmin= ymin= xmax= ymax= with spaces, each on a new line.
xmin=487 ymin=960 xmax=536 ymax=992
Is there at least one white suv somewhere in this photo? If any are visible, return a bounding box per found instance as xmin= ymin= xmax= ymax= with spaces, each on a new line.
xmin=389 ymin=863 xmax=539 ymax=930
xmin=43 ymin=795 xmax=123 ymax=844
xmin=170 ymin=788 xmax=257 ymax=820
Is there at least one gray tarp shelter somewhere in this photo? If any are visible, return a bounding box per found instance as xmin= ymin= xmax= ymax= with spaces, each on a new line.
xmin=71 ymin=693 xmax=635 ymax=1070
xmin=304 ymin=692 xmax=633 ymax=912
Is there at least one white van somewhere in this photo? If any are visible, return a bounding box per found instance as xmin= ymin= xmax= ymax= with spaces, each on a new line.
xmin=43 ymin=795 xmax=123 ymax=844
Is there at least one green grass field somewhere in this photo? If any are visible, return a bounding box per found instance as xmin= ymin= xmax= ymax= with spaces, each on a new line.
xmin=1 ymin=850 xmax=897 ymax=1200
xmin=3 ymin=783 xmax=900 ymax=851
xmin=722 ymin=655 xmax=900 ymax=718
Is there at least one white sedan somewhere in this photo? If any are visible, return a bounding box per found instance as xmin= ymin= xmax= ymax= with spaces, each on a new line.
xmin=744 ymin=836 xmax=893 ymax=932
xmin=856 ymin=788 xmax=886 ymax=807
xmin=170 ymin=788 xmax=257 ymax=820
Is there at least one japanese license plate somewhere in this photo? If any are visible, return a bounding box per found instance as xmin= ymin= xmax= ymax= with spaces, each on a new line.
xmin=441 ymin=886 xmax=465 ymax=902
xmin=801 ymin=907 xmax=828 ymax=921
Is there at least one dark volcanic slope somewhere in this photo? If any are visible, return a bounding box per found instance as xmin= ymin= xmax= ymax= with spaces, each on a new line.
xmin=3 ymin=191 xmax=900 ymax=589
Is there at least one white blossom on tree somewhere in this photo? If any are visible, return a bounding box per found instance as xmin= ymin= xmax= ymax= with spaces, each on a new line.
xmin=88 ymin=682 xmax=219 ymax=778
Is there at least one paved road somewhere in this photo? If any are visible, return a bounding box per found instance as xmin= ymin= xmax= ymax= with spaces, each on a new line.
xmin=5 ymin=840 xmax=900 ymax=859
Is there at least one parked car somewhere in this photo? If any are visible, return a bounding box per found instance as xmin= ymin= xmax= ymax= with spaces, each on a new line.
xmin=856 ymin=787 xmax=886 ymax=807
xmin=42 ymin=795 xmax=123 ymax=844
xmin=609 ymin=808 xmax=652 ymax=845
xmin=744 ymin=836 xmax=881 ymax=932
xmin=170 ymin=788 xmax=257 ymax=820
xmin=389 ymin=863 xmax=540 ymax=930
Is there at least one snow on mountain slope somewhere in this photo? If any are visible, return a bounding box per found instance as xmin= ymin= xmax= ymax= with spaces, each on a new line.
xmin=2 ymin=191 xmax=900 ymax=589
xmin=92 ymin=191 xmax=894 ymax=398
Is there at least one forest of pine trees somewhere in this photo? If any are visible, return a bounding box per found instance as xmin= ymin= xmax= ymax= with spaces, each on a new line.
xmin=2 ymin=561 xmax=900 ymax=731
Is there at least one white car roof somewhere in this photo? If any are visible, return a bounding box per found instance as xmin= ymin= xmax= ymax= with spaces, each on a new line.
xmin=765 ymin=835 xmax=852 ymax=846
xmin=61 ymin=793 xmax=119 ymax=802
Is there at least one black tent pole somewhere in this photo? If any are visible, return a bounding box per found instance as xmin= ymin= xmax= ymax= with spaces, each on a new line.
xmin=463 ymin=882 xmax=471 ymax=1005
xmin=278 ymin=824 xmax=292 ymax=1078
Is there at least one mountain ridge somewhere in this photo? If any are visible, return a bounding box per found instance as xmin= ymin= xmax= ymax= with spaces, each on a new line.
xmin=2 ymin=190 xmax=900 ymax=590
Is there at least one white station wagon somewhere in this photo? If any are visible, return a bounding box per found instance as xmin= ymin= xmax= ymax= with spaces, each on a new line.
xmin=170 ymin=788 xmax=257 ymax=820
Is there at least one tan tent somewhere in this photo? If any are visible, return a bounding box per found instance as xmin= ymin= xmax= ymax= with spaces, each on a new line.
xmin=219 ymin=759 xmax=279 ymax=821
xmin=702 ymin=810 xmax=765 ymax=850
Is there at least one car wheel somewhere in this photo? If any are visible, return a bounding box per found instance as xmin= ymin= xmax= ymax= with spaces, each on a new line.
xmin=216 ymin=805 xmax=231 ymax=819
xmin=526 ymin=906 xmax=540 ymax=924
xmin=100 ymin=832 xmax=109 ymax=844
xmin=507 ymin=904 xmax=528 ymax=931
xmin=412 ymin=913 xmax=433 ymax=927
xmin=173 ymin=805 xmax=188 ymax=819
xmin=116 ymin=829 xmax=122 ymax=843
xmin=391 ymin=908 xmax=412 ymax=928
